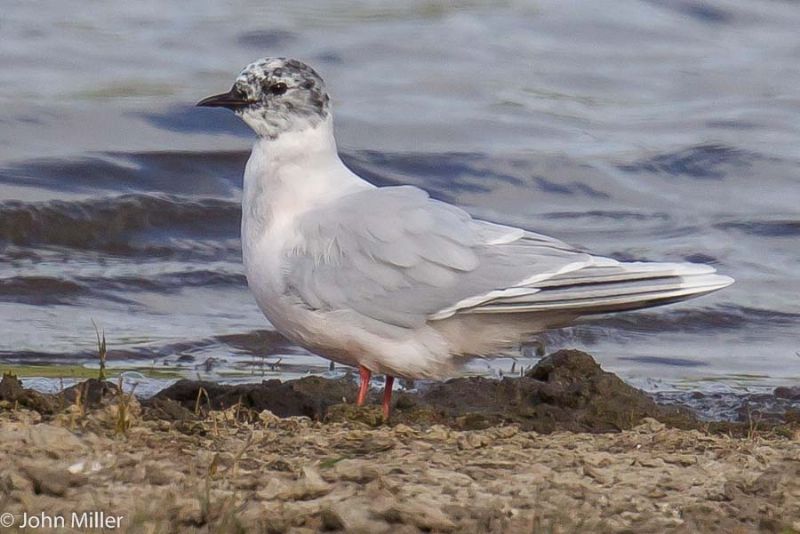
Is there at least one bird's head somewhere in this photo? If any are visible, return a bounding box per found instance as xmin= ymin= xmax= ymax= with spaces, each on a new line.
xmin=197 ymin=57 xmax=330 ymax=139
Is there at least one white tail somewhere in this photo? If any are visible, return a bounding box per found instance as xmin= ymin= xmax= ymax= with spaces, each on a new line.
xmin=462 ymin=261 xmax=734 ymax=316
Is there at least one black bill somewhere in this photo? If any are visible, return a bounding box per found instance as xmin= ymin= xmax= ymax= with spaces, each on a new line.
xmin=196 ymin=87 xmax=250 ymax=110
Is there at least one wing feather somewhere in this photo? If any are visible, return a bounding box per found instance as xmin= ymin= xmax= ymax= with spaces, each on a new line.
xmin=284 ymin=186 xmax=590 ymax=327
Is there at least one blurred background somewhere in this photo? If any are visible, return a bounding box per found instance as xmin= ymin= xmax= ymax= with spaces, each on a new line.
xmin=1 ymin=0 xmax=798 ymax=397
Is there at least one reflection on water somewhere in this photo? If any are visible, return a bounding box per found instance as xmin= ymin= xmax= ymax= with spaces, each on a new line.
xmin=1 ymin=0 xmax=798 ymax=394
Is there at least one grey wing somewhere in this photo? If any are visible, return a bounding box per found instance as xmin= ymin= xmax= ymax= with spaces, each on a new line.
xmin=284 ymin=186 xmax=592 ymax=328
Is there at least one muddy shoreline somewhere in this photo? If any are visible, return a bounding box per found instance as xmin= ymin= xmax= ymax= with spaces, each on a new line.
xmin=2 ymin=350 xmax=799 ymax=532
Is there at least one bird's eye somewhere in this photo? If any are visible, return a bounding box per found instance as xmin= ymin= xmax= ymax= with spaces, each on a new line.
xmin=269 ymin=82 xmax=288 ymax=95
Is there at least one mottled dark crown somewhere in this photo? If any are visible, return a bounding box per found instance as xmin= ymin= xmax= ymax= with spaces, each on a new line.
xmin=234 ymin=58 xmax=330 ymax=138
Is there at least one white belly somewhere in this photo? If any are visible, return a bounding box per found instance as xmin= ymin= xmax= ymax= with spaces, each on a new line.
xmin=243 ymin=231 xmax=461 ymax=378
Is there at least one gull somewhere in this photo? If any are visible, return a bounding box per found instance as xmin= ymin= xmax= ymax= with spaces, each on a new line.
xmin=198 ymin=58 xmax=734 ymax=418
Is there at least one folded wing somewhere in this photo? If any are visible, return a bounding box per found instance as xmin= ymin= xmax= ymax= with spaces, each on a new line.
xmin=284 ymin=186 xmax=591 ymax=327
xmin=284 ymin=186 xmax=733 ymax=328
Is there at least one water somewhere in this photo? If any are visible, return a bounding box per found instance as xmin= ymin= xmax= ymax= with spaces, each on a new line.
xmin=1 ymin=0 xmax=799 ymax=397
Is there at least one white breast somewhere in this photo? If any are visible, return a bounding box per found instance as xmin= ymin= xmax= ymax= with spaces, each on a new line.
xmin=239 ymin=117 xmax=373 ymax=360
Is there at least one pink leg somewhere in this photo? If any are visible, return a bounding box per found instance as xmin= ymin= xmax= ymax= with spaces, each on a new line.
xmin=382 ymin=375 xmax=395 ymax=419
xmin=356 ymin=365 xmax=371 ymax=406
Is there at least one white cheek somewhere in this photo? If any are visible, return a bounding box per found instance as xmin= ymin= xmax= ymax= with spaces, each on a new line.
xmin=239 ymin=109 xmax=272 ymax=136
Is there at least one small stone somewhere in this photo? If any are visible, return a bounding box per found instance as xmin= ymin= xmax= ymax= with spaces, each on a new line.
xmin=335 ymin=431 xmax=395 ymax=454
xmin=392 ymin=423 xmax=417 ymax=437
xmin=457 ymin=432 xmax=491 ymax=450
xmin=6 ymin=470 xmax=33 ymax=492
xmin=490 ymin=425 xmax=519 ymax=439
xmin=145 ymin=463 xmax=179 ymax=485
xmin=657 ymin=476 xmax=690 ymax=492
xmin=322 ymin=501 xmax=391 ymax=533
xmin=382 ymin=498 xmax=456 ymax=532
xmin=634 ymin=418 xmax=666 ymax=433
xmin=269 ymin=467 xmax=331 ymax=500
xmin=333 ymin=459 xmax=380 ymax=483
xmin=582 ymin=452 xmax=614 ymax=468
xmin=233 ymin=474 xmax=261 ymax=490
xmin=426 ymin=425 xmax=450 ymax=441
xmin=259 ymin=409 xmax=281 ymax=427
xmin=583 ymin=465 xmax=613 ymax=485
xmin=325 ymin=404 xmax=385 ymax=426
xmin=21 ymin=464 xmax=87 ymax=496
xmin=257 ymin=478 xmax=290 ymax=500
xmin=637 ymin=457 xmax=666 ymax=468
xmin=67 ymin=460 xmax=102 ymax=474
xmin=664 ymin=454 xmax=697 ymax=466
xmin=0 ymin=423 xmax=87 ymax=459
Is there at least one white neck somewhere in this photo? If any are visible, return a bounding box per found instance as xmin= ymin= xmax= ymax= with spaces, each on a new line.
xmin=241 ymin=114 xmax=371 ymax=254
xmin=253 ymin=112 xmax=340 ymax=165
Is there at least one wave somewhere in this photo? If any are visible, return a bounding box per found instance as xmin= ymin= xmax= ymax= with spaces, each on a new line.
xmin=0 ymin=329 xmax=295 ymax=364
xmin=0 ymin=276 xmax=85 ymax=305
xmin=581 ymin=305 xmax=799 ymax=334
xmin=0 ymin=150 xmax=248 ymax=195
xmin=536 ymin=305 xmax=799 ymax=350
xmin=0 ymin=269 xmax=247 ymax=305
xmin=617 ymin=143 xmax=760 ymax=180
xmin=715 ymin=219 xmax=800 ymax=238
xmin=0 ymin=193 xmax=240 ymax=256
xmin=543 ymin=210 xmax=670 ymax=221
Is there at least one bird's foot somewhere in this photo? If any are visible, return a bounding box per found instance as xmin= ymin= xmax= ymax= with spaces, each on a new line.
xmin=356 ymin=365 xmax=371 ymax=406
xmin=355 ymin=366 xmax=394 ymax=421
xmin=382 ymin=375 xmax=395 ymax=420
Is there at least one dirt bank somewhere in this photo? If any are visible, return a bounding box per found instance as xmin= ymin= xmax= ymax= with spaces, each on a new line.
xmin=1 ymin=351 xmax=799 ymax=533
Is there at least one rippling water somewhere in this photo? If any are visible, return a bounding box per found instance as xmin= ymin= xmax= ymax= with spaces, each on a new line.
xmin=1 ymin=0 xmax=799 ymax=395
